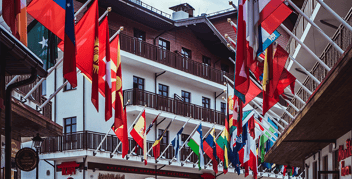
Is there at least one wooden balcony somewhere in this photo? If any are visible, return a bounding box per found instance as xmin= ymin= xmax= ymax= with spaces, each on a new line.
xmin=279 ymin=8 xmax=352 ymax=128
xmin=124 ymin=88 xmax=226 ymax=125
xmin=119 ymin=33 xmax=233 ymax=85
xmin=41 ymin=131 xmax=213 ymax=164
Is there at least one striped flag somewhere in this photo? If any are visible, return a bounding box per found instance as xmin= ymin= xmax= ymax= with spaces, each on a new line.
xmin=187 ymin=123 xmax=204 ymax=170
xmin=203 ymin=128 xmax=218 ymax=173
xmin=152 ymin=118 xmax=174 ymax=160
xmin=130 ymin=110 xmax=146 ymax=164
xmin=171 ymin=126 xmax=184 ymax=162
xmin=216 ymin=121 xmax=230 ymax=174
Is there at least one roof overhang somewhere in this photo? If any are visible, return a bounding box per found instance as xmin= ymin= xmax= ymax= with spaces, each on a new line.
xmin=0 ymin=26 xmax=47 ymax=77
xmin=97 ymin=0 xmax=174 ymax=31
xmin=265 ymin=44 xmax=352 ymax=167
xmin=174 ymin=16 xmax=235 ymax=60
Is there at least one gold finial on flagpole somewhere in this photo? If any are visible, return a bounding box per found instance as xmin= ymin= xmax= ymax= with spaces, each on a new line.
xmin=229 ymin=1 xmax=233 ymax=5
xmin=107 ymin=7 xmax=112 ymax=12
xmin=120 ymin=26 xmax=124 ymax=31
xmin=225 ymin=34 xmax=229 ymax=38
xmin=227 ymin=18 xmax=231 ymax=23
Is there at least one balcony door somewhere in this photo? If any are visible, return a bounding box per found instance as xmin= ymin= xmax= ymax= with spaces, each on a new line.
xmin=158 ymin=129 xmax=169 ymax=158
xmin=64 ymin=117 xmax=77 ymax=150
xmin=158 ymin=84 xmax=169 ymax=111
xmin=159 ymin=38 xmax=170 ymax=63
xmin=134 ymin=28 xmax=146 ymax=55
xmin=133 ymin=76 xmax=145 ymax=105
xmin=202 ymin=56 xmax=211 ymax=77
xmin=181 ymin=47 xmax=191 ymax=70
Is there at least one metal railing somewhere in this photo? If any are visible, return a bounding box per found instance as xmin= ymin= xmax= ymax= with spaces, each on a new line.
xmin=280 ymin=7 xmax=352 ymax=127
xmin=124 ymin=88 xmax=226 ymax=125
xmin=41 ymin=131 xmax=212 ymax=164
xmin=5 ymin=75 xmax=52 ymax=119
xmin=119 ymin=33 xmax=233 ymax=85
xmin=207 ymin=8 xmax=235 ymax=17
xmin=125 ymin=0 xmax=171 ymax=19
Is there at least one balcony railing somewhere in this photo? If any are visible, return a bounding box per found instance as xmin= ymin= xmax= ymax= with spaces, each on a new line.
xmin=41 ymin=131 xmax=212 ymax=164
xmin=124 ymin=88 xmax=226 ymax=125
xmin=125 ymin=0 xmax=171 ymax=19
xmin=119 ymin=33 xmax=233 ymax=85
xmin=280 ymin=7 xmax=352 ymax=127
xmin=5 ymin=75 xmax=52 ymax=119
xmin=286 ymin=0 xmax=318 ymax=56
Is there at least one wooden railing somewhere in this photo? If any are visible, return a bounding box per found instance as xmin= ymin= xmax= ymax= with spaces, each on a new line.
xmin=5 ymin=75 xmax=52 ymax=120
xmin=124 ymin=88 xmax=226 ymax=125
xmin=280 ymin=8 xmax=352 ymax=128
xmin=119 ymin=33 xmax=233 ymax=85
xmin=41 ymin=131 xmax=212 ymax=164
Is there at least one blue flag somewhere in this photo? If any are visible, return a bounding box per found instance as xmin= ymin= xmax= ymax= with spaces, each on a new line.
xmin=171 ymin=127 xmax=184 ymax=161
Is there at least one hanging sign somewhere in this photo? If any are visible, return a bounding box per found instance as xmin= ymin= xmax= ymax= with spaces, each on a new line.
xmin=15 ymin=148 xmax=38 ymax=171
xmin=338 ymin=139 xmax=352 ymax=176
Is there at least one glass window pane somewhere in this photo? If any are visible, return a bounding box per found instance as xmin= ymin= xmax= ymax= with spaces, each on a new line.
xmin=163 ymin=92 xmax=167 ymax=96
xmin=133 ymin=77 xmax=137 ymax=83
xmin=139 ymin=86 xmax=143 ymax=90
xmin=163 ymin=86 xmax=167 ymax=91
xmin=66 ymin=126 xmax=71 ymax=133
xmin=72 ymin=125 xmax=76 ymax=132
xmin=159 ymin=84 xmax=162 ymax=90
xmin=72 ymin=117 xmax=76 ymax=124
xmin=66 ymin=118 xmax=71 ymax=125
xmin=139 ymin=79 xmax=143 ymax=84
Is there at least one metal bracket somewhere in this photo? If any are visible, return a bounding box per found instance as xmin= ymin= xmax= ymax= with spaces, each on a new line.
xmin=20 ymin=96 xmax=27 ymax=103
xmin=36 ymin=105 xmax=42 ymax=112
xmin=43 ymin=159 xmax=54 ymax=168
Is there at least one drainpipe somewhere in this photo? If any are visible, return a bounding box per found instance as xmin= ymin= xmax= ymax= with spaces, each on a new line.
xmin=5 ymin=68 xmax=37 ymax=179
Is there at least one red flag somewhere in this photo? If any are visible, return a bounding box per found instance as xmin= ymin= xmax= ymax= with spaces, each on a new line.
xmin=261 ymin=3 xmax=292 ymax=34
xmin=98 ymin=17 xmax=112 ymax=120
xmin=234 ymin=0 xmax=250 ymax=103
xmin=3 ymin=0 xmax=21 ymax=39
xmin=57 ymin=0 xmax=99 ymax=110
xmin=112 ymin=107 xmax=129 ymax=158
xmin=27 ymin=0 xmax=66 ymax=40
xmin=243 ymin=80 xmax=262 ymax=107
xmin=63 ymin=0 xmax=77 ymax=88
xmin=248 ymin=116 xmax=255 ymax=139
xmin=112 ymin=33 xmax=128 ymax=157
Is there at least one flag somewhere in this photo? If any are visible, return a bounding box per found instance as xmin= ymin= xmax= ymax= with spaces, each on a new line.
xmin=57 ymin=0 xmax=100 ymax=110
xmin=216 ymin=125 xmax=230 ymax=173
xmin=63 ymin=0 xmax=77 ymax=88
xmin=246 ymin=0 xmax=260 ymax=66
xmin=243 ymin=80 xmax=262 ymax=107
xmin=27 ymin=20 xmax=58 ymax=70
xmin=98 ymin=17 xmax=112 ymax=121
xmin=152 ymin=118 xmax=174 ymax=160
xmin=261 ymin=2 xmax=292 ymax=34
xmin=203 ymin=128 xmax=218 ymax=173
xmin=187 ymin=123 xmax=204 ymax=170
xmin=112 ymin=107 xmax=128 ymax=158
xmin=27 ymin=0 xmax=66 ymax=40
xmin=171 ymin=126 xmax=184 ymax=162
xmin=243 ymin=120 xmax=258 ymax=179
xmin=130 ymin=110 xmax=146 ymax=152
xmin=233 ymin=123 xmax=248 ymax=174
xmin=283 ymin=165 xmax=287 ymax=176
xmin=234 ymin=0 xmax=250 ymax=103
xmin=3 ymin=0 xmax=27 ymax=45
xmin=146 ymin=113 xmax=160 ymax=135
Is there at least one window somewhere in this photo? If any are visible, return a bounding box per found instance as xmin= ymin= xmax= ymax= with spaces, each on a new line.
xmin=64 ymin=79 xmax=76 ymax=91
xmin=159 ymin=84 xmax=169 ymax=97
xmin=202 ymin=97 xmax=210 ymax=109
xmin=158 ymin=129 xmax=169 ymax=145
xmin=202 ymin=56 xmax=211 ymax=66
xmin=221 ymin=63 xmax=229 ymax=73
xmin=134 ymin=28 xmax=146 ymax=41
xmin=133 ymin=76 xmax=144 ymax=90
xmin=322 ymin=155 xmax=328 ymax=179
xmin=313 ymin=161 xmax=317 ymax=179
xmin=159 ymin=39 xmax=170 ymax=50
xmin=181 ymin=91 xmax=191 ymax=103
xmin=64 ymin=117 xmax=77 ymax=134
xmin=221 ymin=102 xmax=226 ymax=113
xmin=181 ymin=48 xmax=192 ymax=59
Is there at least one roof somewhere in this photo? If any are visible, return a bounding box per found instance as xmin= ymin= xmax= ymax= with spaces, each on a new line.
xmin=264 ymin=44 xmax=352 ymax=167
xmin=0 ymin=26 xmax=47 ymax=77
xmin=169 ymin=3 xmax=195 ymax=11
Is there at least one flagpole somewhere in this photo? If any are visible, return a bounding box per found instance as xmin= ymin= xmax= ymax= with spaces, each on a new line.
xmin=251 ymin=105 xmax=284 ymax=133
xmin=146 ymin=116 xmax=176 ymax=155
xmin=223 ymin=75 xmax=289 ymax=127
xmin=176 ymin=121 xmax=201 ymax=153
xmin=316 ymin=0 xmax=352 ymax=32
xmin=110 ymin=106 xmax=147 ymax=157
xmin=93 ymin=100 xmax=130 ymax=156
xmin=27 ymin=8 xmax=116 ymax=108
xmin=255 ymin=124 xmax=276 ymax=143
xmin=252 ymin=112 xmax=280 ymax=139
xmin=179 ymin=123 xmax=215 ymax=165
xmin=251 ymin=99 xmax=286 ymax=130
xmin=285 ymin=0 xmax=344 ymax=55
xmin=204 ymin=127 xmax=224 ymax=167
xmin=157 ymin=117 xmax=192 ymax=161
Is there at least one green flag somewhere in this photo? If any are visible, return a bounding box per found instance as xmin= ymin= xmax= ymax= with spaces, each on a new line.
xmin=28 ymin=20 xmax=57 ymax=70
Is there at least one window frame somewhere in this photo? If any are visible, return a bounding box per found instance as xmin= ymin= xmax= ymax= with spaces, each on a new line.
xmin=202 ymin=97 xmax=210 ymax=109
xmin=220 ymin=102 xmax=226 ymax=114
xmin=158 ymin=38 xmax=170 ymax=50
xmin=181 ymin=47 xmax=192 ymax=59
xmin=202 ymin=56 xmax=211 ymax=66
xmin=158 ymin=84 xmax=169 ymax=97
xmin=181 ymin=90 xmax=191 ymax=103
xmin=63 ymin=79 xmax=76 ymax=92
xmin=133 ymin=28 xmax=146 ymax=41
xmin=64 ymin=117 xmax=77 ymax=135
xmin=133 ymin=76 xmax=145 ymax=90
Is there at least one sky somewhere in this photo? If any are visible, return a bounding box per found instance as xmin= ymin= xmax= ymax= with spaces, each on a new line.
xmin=139 ymin=0 xmax=237 ymax=17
